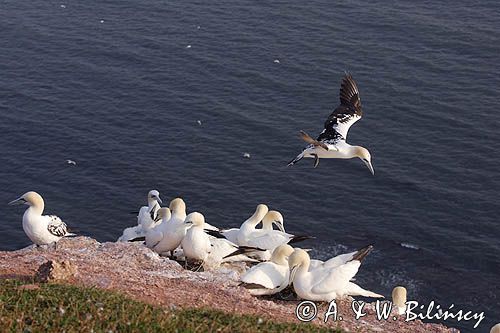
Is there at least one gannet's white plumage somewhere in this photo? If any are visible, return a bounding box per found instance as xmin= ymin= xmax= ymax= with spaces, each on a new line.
xmin=145 ymin=198 xmax=185 ymax=254
xmin=9 ymin=191 xmax=74 ymax=246
xmin=221 ymin=210 xmax=286 ymax=244
xmin=240 ymin=244 xmax=294 ymax=295
xmin=144 ymin=207 xmax=172 ymax=249
xmin=237 ymin=208 xmax=305 ymax=260
xmin=288 ymin=73 xmax=374 ymax=175
xmin=181 ymin=212 xmax=211 ymax=262
xmin=118 ymin=190 xmax=162 ymax=242
xmin=288 ymin=248 xmax=383 ymax=301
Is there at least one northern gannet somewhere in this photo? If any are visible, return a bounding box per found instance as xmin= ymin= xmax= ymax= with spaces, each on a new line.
xmin=181 ymin=212 xmax=211 ymax=262
xmin=9 ymin=191 xmax=75 ymax=248
xmin=118 ymin=190 xmax=163 ymax=241
xmin=180 ymin=212 xmax=261 ymax=269
xmin=236 ymin=206 xmax=312 ymax=260
xmin=240 ymin=244 xmax=294 ymax=296
xmin=392 ymin=286 xmax=407 ymax=315
xmin=218 ymin=210 xmax=286 ymax=244
xmin=288 ymin=73 xmax=374 ymax=175
xmin=288 ymin=248 xmax=383 ymax=301
xmin=146 ymin=198 xmax=185 ymax=255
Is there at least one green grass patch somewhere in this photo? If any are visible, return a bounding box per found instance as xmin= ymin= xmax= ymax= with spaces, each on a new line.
xmin=0 ymin=279 xmax=341 ymax=332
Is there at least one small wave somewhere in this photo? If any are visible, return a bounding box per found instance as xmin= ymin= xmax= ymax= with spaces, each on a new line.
xmin=400 ymin=242 xmax=420 ymax=250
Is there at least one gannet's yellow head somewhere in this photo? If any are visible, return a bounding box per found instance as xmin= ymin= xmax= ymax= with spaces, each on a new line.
xmin=156 ymin=207 xmax=171 ymax=221
xmin=270 ymin=244 xmax=294 ymax=264
xmin=9 ymin=191 xmax=45 ymax=214
xmin=262 ymin=210 xmax=285 ymax=232
xmin=355 ymin=146 xmax=374 ymax=175
xmin=184 ymin=212 xmax=205 ymax=227
xmin=392 ymin=286 xmax=407 ymax=308
xmin=288 ymin=248 xmax=310 ymax=285
xmin=255 ymin=204 xmax=268 ymax=215
xmin=169 ymin=198 xmax=186 ymax=215
xmin=9 ymin=191 xmax=44 ymax=207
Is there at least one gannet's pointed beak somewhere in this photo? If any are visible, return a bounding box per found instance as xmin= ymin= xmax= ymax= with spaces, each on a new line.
xmin=364 ymin=160 xmax=375 ymax=175
xmin=288 ymin=265 xmax=298 ymax=286
xmin=8 ymin=197 xmax=25 ymax=205
xmin=156 ymin=196 xmax=163 ymax=204
xmin=273 ymin=220 xmax=285 ymax=233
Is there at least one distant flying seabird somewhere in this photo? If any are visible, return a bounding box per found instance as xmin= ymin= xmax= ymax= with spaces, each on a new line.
xmin=287 ymin=73 xmax=374 ymax=175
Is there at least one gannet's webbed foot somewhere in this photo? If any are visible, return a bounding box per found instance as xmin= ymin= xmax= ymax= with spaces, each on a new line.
xmin=312 ymin=154 xmax=320 ymax=168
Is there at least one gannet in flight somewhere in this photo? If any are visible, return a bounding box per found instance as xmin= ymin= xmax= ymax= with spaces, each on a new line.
xmin=9 ymin=191 xmax=75 ymax=248
xmin=288 ymin=73 xmax=374 ymax=174
xmin=288 ymin=248 xmax=383 ymax=301
xmin=118 ymin=190 xmax=163 ymax=241
xmin=240 ymin=244 xmax=294 ymax=296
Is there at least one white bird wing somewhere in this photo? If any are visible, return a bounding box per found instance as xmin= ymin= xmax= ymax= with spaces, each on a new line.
xmin=311 ymin=260 xmax=361 ymax=295
xmin=118 ymin=226 xmax=142 ymax=241
xmin=322 ymin=251 xmax=357 ymax=269
xmin=221 ymin=228 xmax=239 ymax=244
xmin=241 ymin=262 xmax=284 ymax=289
xmin=309 ymin=259 xmax=324 ymax=270
xmin=247 ymin=230 xmax=290 ymax=251
xmin=145 ymin=229 xmax=163 ymax=248
xmin=45 ymin=215 xmax=69 ymax=237
xmin=209 ymin=237 xmax=236 ymax=257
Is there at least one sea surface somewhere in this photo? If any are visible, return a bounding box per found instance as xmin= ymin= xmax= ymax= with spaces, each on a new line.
xmin=1 ymin=1 xmax=499 ymax=331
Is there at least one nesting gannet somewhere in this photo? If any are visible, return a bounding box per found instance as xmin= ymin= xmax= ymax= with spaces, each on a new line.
xmin=9 ymin=191 xmax=75 ymax=248
xmin=118 ymin=190 xmax=162 ymax=241
xmin=240 ymin=244 xmax=294 ymax=296
xmin=288 ymin=248 xmax=383 ymax=301
xmin=308 ymin=245 xmax=373 ymax=271
xmin=146 ymin=198 xmax=185 ymax=255
xmin=166 ymin=215 xmax=262 ymax=269
xmin=288 ymin=73 xmax=374 ymax=175
xmin=218 ymin=210 xmax=286 ymax=244
xmin=181 ymin=212 xmax=211 ymax=262
xmin=237 ymin=206 xmax=312 ymax=260
xmin=392 ymin=286 xmax=407 ymax=315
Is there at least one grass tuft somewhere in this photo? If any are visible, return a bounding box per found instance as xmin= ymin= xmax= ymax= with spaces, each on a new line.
xmin=0 ymin=279 xmax=341 ymax=332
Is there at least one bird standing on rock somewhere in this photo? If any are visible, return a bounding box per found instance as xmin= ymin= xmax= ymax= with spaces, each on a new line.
xmin=9 ymin=191 xmax=75 ymax=249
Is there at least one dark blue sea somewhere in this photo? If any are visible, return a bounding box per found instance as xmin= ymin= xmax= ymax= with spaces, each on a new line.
xmin=1 ymin=1 xmax=498 ymax=331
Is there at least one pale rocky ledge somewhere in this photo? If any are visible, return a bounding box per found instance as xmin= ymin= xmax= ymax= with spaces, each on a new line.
xmin=0 ymin=237 xmax=457 ymax=333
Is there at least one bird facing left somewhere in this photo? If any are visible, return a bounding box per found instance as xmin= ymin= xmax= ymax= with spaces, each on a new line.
xmin=9 ymin=191 xmax=75 ymax=249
